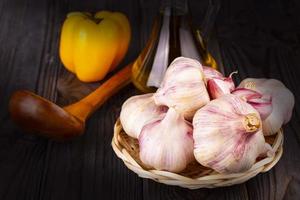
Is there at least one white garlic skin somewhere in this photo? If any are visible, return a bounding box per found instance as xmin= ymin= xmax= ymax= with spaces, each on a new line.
xmin=239 ymin=78 xmax=295 ymax=136
xmin=120 ymin=93 xmax=167 ymax=138
xmin=154 ymin=57 xmax=210 ymax=120
xmin=139 ymin=108 xmax=194 ymax=172
xmin=193 ymin=94 xmax=271 ymax=173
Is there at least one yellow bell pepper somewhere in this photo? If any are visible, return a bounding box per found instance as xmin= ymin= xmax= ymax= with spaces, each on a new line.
xmin=59 ymin=11 xmax=131 ymax=82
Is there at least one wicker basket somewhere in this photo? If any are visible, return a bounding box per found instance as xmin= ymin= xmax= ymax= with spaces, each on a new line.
xmin=112 ymin=119 xmax=283 ymax=189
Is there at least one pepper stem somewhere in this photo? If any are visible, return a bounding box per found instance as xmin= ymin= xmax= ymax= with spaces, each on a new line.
xmin=243 ymin=113 xmax=260 ymax=132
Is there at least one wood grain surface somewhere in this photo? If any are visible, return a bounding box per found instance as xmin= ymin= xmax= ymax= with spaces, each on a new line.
xmin=0 ymin=0 xmax=299 ymax=199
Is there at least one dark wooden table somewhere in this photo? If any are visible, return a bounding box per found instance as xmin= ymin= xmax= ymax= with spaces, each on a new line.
xmin=0 ymin=0 xmax=299 ymax=199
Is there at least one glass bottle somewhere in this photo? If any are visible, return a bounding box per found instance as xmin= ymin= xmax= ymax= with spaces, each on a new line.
xmin=132 ymin=0 xmax=217 ymax=93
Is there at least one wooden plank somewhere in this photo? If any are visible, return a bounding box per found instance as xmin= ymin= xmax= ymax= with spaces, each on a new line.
xmin=0 ymin=0 xmax=52 ymax=200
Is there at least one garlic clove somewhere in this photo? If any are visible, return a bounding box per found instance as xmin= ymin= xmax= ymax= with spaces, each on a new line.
xmin=120 ymin=93 xmax=168 ymax=138
xmin=238 ymin=78 xmax=295 ymax=135
xmin=154 ymin=57 xmax=210 ymax=120
xmin=232 ymin=88 xmax=272 ymax=120
xmin=247 ymin=95 xmax=272 ymax=120
xmin=231 ymin=87 xmax=262 ymax=100
xmin=203 ymin=66 xmax=236 ymax=99
xmin=139 ymin=108 xmax=194 ymax=172
xmin=207 ymin=77 xmax=235 ymax=99
xmin=193 ymin=94 xmax=271 ymax=173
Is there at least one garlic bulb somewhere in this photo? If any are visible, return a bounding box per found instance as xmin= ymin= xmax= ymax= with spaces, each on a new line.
xmin=203 ymin=66 xmax=236 ymax=99
xmin=154 ymin=57 xmax=210 ymax=120
xmin=139 ymin=108 xmax=194 ymax=172
xmin=120 ymin=93 xmax=168 ymax=138
xmin=238 ymin=78 xmax=295 ymax=136
xmin=193 ymin=94 xmax=272 ymax=173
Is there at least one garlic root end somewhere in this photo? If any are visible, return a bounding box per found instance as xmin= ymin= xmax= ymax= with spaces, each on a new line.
xmin=243 ymin=113 xmax=260 ymax=132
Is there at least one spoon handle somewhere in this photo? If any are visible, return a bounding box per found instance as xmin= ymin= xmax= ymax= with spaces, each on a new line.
xmin=64 ymin=63 xmax=132 ymax=121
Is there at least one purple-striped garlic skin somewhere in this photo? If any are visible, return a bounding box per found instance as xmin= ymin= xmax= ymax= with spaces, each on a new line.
xmin=203 ymin=66 xmax=236 ymax=99
xmin=193 ymin=94 xmax=272 ymax=174
xmin=154 ymin=57 xmax=210 ymax=120
xmin=232 ymin=88 xmax=273 ymax=120
xmin=238 ymin=78 xmax=295 ymax=136
xmin=120 ymin=93 xmax=168 ymax=138
xmin=139 ymin=108 xmax=194 ymax=173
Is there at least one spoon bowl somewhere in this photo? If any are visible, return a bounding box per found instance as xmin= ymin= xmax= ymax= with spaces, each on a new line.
xmin=9 ymin=90 xmax=85 ymax=140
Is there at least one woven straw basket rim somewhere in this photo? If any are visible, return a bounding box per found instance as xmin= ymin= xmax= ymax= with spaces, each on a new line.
xmin=112 ymin=119 xmax=283 ymax=189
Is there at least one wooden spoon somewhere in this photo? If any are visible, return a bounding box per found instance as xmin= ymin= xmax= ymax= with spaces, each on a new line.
xmin=9 ymin=63 xmax=132 ymax=140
